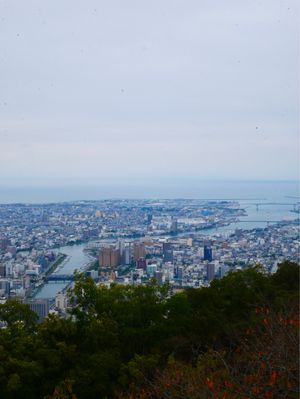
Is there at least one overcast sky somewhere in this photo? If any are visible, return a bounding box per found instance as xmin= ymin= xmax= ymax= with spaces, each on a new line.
xmin=0 ymin=0 xmax=299 ymax=185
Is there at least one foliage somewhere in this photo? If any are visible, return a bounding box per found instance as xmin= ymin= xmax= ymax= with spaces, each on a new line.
xmin=0 ymin=261 xmax=298 ymax=398
xmin=272 ymin=260 xmax=300 ymax=292
xmin=125 ymin=303 xmax=299 ymax=399
xmin=0 ymin=299 xmax=38 ymax=332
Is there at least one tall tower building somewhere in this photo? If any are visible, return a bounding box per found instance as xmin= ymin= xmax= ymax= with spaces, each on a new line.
xmin=110 ymin=249 xmax=121 ymax=268
xmin=118 ymin=240 xmax=125 ymax=258
xmin=99 ymin=247 xmax=121 ymax=268
xmin=206 ymin=263 xmax=215 ymax=282
xmin=133 ymin=242 xmax=146 ymax=261
xmin=177 ymin=266 xmax=183 ymax=281
xmin=147 ymin=214 xmax=153 ymax=225
xmin=154 ymin=270 xmax=163 ymax=285
xmin=24 ymin=299 xmax=49 ymax=323
xmin=170 ymin=218 xmax=178 ymax=234
xmin=163 ymin=242 xmax=173 ymax=263
xmin=204 ymin=245 xmax=213 ymax=262
xmin=99 ymin=247 xmax=111 ymax=267
xmin=122 ymin=245 xmax=131 ymax=265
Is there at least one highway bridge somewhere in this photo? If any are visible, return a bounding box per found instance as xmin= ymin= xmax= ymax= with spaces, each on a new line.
xmin=47 ymin=274 xmax=74 ymax=282
xmin=237 ymin=220 xmax=280 ymax=223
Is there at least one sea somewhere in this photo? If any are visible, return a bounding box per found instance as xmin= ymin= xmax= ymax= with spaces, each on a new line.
xmin=0 ymin=180 xmax=299 ymax=204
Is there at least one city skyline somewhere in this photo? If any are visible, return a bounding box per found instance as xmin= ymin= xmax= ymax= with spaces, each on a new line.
xmin=0 ymin=0 xmax=299 ymax=184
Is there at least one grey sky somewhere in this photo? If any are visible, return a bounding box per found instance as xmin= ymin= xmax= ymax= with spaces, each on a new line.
xmin=0 ymin=0 xmax=299 ymax=184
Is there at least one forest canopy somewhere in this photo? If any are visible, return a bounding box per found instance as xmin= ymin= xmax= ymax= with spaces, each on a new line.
xmin=0 ymin=261 xmax=298 ymax=399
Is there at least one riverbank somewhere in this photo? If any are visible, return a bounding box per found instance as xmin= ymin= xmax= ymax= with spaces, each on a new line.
xmin=26 ymin=253 xmax=67 ymax=298
xmin=34 ymin=244 xmax=96 ymax=299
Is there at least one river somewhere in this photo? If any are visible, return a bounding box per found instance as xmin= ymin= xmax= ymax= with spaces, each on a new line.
xmin=34 ymin=244 xmax=93 ymax=299
xmin=201 ymin=200 xmax=297 ymax=235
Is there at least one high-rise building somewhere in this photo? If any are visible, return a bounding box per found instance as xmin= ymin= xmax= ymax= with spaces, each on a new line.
xmin=133 ymin=242 xmax=146 ymax=261
xmin=204 ymin=245 xmax=213 ymax=262
xmin=177 ymin=266 xmax=183 ymax=281
xmin=0 ymin=279 xmax=10 ymax=295
xmin=99 ymin=247 xmax=121 ymax=268
xmin=206 ymin=263 xmax=215 ymax=282
xmin=136 ymin=258 xmax=147 ymax=270
xmin=110 ymin=249 xmax=121 ymax=268
xmin=122 ymin=245 xmax=131 ymax=265
xmin=170 ymin=218 xmax=178 ymax=234
xmin=99 ymin=247 xmax=111 ymax=267
xmin=163 ymin=242 xmax=173 ymax=262
xmin=118 ymin=240 xmax=125 ymax=258
xmin=154 ymin=270 xmax=163 ymax=285
xmin=24 ymin=299 xmax=49 ymax=322
xmin=0 ymin=265 xmax=6 ymax=277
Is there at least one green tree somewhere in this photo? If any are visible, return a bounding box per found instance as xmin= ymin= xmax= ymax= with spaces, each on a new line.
xmin=272 ymin=261 xmax=299 ymax=292
xmin=0 ymin=300 xmax=38 ymax=333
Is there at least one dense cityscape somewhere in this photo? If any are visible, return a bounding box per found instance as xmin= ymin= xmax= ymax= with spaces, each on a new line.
xmin=0 ymin=0 xmax=298 ymax=396
xmin=0 ymin=199 xmax=298 ymax=321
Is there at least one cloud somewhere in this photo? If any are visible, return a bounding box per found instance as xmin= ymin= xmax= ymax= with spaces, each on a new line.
xmin=0 ymin=0 xmax=298 ymax=181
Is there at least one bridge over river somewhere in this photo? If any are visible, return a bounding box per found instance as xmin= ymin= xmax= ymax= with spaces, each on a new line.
xmin=47 ymin=274 xmax=74 ymax=282
xmin=237 ymin=220 xmax=279 ymax=223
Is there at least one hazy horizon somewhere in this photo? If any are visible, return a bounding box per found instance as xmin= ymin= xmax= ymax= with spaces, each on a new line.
xmin=0 ymin=176 xmax=299 ymax=187
xmin=0 ymin=179 xmax=298 ymax=204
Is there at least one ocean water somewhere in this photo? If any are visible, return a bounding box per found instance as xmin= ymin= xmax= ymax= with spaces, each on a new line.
xmin=0 ymin=180 xmax=299 ymax=203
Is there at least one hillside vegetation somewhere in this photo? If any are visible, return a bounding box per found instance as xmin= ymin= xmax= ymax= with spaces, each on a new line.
xmin=0 ymin=261 xmax=298 ymax=399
